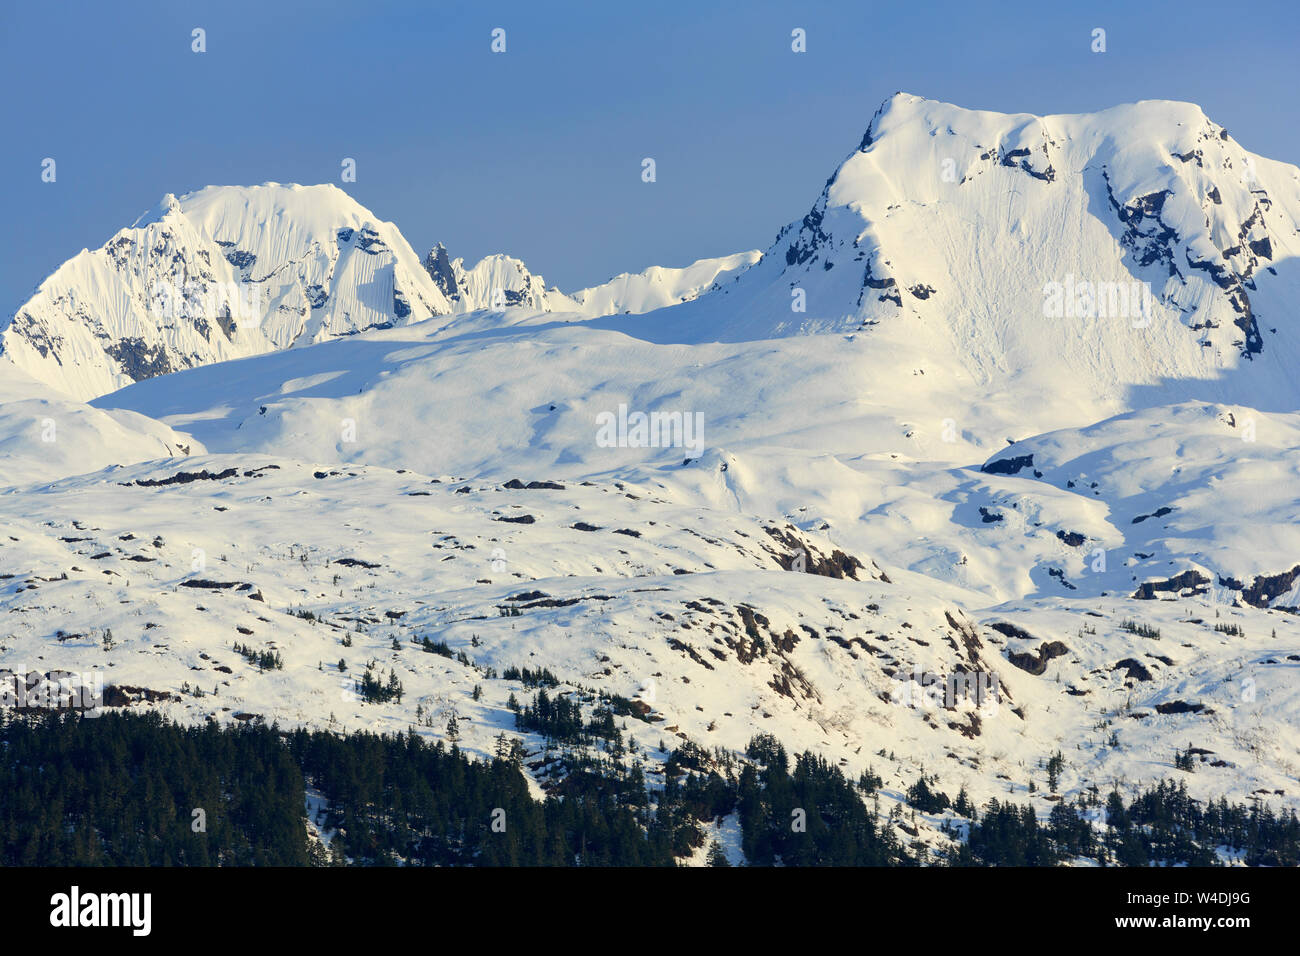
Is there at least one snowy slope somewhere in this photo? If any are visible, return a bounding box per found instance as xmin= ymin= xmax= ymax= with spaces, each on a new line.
xmin=975 ymin=402 xmax=1300 ymax=608
xmin=0 ymin=365 xmax=203 ymax=488
xmin=1 ymin=184 xmax=454 ymax=401
xmin=92 ymin=314 xmax=1300 ymax=608
xmin=1 ymin=455 xmax=1295 ymax=843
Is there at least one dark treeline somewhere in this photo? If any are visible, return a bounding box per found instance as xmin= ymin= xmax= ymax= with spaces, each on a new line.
xmin=0 ymin=710 xmax=306 ymax=865
xmin=734 ymin=734 xmax=908 ymax=865
xmin=1 ymin=711 xmax=1295 ymax=866
xmin=287 ymin=724 xmax=671 ymax=865
xmin=944 ymin=779 xmax=1300 ymax=866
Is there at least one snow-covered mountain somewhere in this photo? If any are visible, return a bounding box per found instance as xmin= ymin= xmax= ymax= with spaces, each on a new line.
xmin=0 ymin=183 xmax=760 ymax=403
xmin=11 ymin=94 xmax=1300 ymax=412
xmin=615 ymin=94 xmax=1300 ymax=411
xmin=4 ymin=93 xmax=1300 ymax=861
xmin=1 ymin=184 xmax=455 ymax=401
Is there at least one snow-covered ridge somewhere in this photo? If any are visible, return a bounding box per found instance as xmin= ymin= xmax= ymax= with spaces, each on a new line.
xmin=421 ymin=244 xmax=760 ymax=316
xmin=568 ymin=250 xmax=761 ymax=316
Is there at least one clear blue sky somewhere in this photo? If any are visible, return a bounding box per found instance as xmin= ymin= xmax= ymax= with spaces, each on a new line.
xmin=3 ymin=0 xmax=1298 ymax=314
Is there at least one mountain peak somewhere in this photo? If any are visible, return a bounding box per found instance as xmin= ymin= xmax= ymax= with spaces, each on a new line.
xmin=611 ymin=94 xmax=1298 ymax=410
xmin=424 ymin=247 xmax=578 ymax=313
xmin=423 ymin=243 xmax=459 ymax=301
xmin=4 ymin=183 xmax=453 ymax=400
xmin=131 ymin=191 xmax=182 ymax=229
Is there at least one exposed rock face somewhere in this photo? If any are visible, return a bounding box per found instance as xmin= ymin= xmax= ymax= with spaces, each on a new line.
xmin=1006 ymin=640 xmax=1070 ymax=675
xmin=1133 ymin=570 xmax=1212 ymax=600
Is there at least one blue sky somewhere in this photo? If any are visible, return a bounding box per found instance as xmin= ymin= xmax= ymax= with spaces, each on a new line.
xmin=2 ymin=0 xmax=1298 ymax=314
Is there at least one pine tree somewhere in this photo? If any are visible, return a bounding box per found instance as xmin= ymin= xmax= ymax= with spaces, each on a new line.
xmin=706 ymin=840 xmax=730 ymax=866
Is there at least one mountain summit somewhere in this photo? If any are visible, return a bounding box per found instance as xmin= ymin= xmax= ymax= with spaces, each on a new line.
xmin=618 ymin=93 xmax=1300 ymax=405
xmin=1 ymin=184 xmax=453 ymax=401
